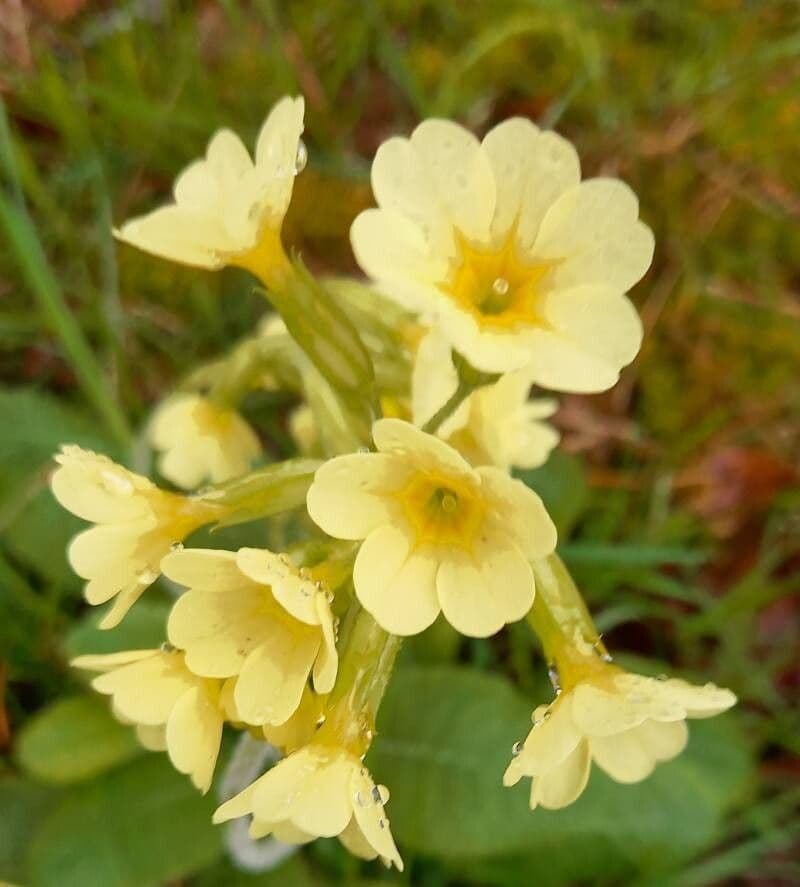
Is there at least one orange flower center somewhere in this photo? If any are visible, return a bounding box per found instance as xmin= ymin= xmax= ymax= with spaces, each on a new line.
xmin=397 ymin=471 xmax=485 ymax=549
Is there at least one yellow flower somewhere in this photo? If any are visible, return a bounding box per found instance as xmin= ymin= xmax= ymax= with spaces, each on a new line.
xmin=412 ymin=327 xmax=559 ymax=470
xmin=307 ymin=418 xmax=556 ymax=637
xmin=115 ymin=96 xmax=304 ymax=271
xmin=351 ymin=118 xmax=653 ymax=390
xmin=149 ymin=394 xmax=261 ymax=489
xmin=73 ymin=649 xmax=225 ymax=793
xmin=213 ymin=744 xmax=403 ymax=870
xmin=504 ymin=660 xmax=736 ymax=810
xmin=161 ymin=547 xmax=337 ymax=726
xmin=50 ymin=446 xmax=219 ymax=628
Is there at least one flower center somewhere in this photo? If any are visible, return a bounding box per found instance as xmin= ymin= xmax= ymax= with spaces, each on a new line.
xmin=396 ymin=473 xmax=485 ymax=549
xmin=440 ymin=233 xmax=558 ymax=331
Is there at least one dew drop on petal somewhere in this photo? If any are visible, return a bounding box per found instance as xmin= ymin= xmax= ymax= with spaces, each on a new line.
xmin=371 ymin=785 xmax=383 ymax=804
xmin=101 ymin=470 xmax=134 ymax=496
xmin=355 ymin=790 xmax=369 ymax=807
xmin=492 ymin=277 xmax=509 ymax=296
xmin=138 ymin=567 xmax=159 ymax=585
xmin=547 ymin=665 xmax=561 ymax=694
xmin=441 ymin=493 xmax=458 ymax=513
xmin=294 ymin=140 xmax=308 ymax=175
xmin=357 ymin=446 xmax=371 ymax=454
xmin=160 ymin=641 xmax=176 ymax=653
xmin=511 ymin=740 xmax=524 ymax=757
xmin=170 ymin=542 xmax=184 ymax=553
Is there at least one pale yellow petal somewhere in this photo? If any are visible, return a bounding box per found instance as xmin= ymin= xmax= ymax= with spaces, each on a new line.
xmin=236 ymin=548 xmax=319 ymax=625
xmin=98 ymin=580 xmax=150 ymax=629
xmin=165 ymin=686 xmax=223 ymax=793
xmin=270 ymin=821 xmax=315 ymax=845
xmin=91 ymin=651 xmax=196 ymax=726
xmin=312 ymin=593 xmax=338 ymax=694
xmin=534 ymin=178 xmax=655 ymax=293
xmin=372 ymin=417 xmax=475 ymax=479
xmin=115 ymin=206 xmax=234 ymax=268
xmin=638 ymin=677 xmax=737 ymax=719
xmin=136 ymin=723 xmax=167 ymax=752
xmin=72 ymin=650 xmax=156 ymax=672
xmin=167 ymin=586 xmax=265 ymax=677
xmin=410 ymin=327 xmax=466 ymax=434
xmin=234 ymin=628 xmax=319 ymax=726
xmin=253 ymin=95 xmax=305 ymax=220
xmin=350 ymin=768 xmax=404 ymax=870
xmin=371 ymin=135 xmax=455 ymax=257
xmin=571 ymin=677 xmax=685 ymax=737
xmin=161 ymin=548 xmax=249 ymax=593
xmin=50 ymin=460 xmax=151 ymax=524
xmin=504 ymin=695 xmax=580 ymax=784
xmin=435 ymin=541 xmax=533 ymax=638
xmin=353 ymin=525 xmax=441 ymax=636
xmin=307 ymin=452 xmax=407 ymax=541
xmin=409 ymin=118 xmax=495 ymax=241
xmin=247 ymin=748 xmax=320 ymax=824
xmin=477 ymin=465 xmax=557 ymax=560
xmin=481 ymin=119 xmax=580 ymax=245
xmin=530 ymin=739 xmax=591 ymax=810
xmin=289 ymin=755 xmax=354 ymax=838
xmin=173 ymin=159 xmax=219 ymax=210
xmin=213 ymin=779 xmax=259 ymax=823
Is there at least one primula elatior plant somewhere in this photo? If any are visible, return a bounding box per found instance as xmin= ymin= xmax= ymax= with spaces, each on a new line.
xmin=51 ymin=96 xmax=735 ymax=870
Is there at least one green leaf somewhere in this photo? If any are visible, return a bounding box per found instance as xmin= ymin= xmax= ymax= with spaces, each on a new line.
xmin=0 ymin=777 xmax=55 ymax=883
xmin=515 ymin=450 xmax=589 ymax=538
xmin=369 ymin=665 xmax=750 ymax=880
xmin=0 ymin=387 xmax=121 ymax=585
xmin=194 ymin=855 xmax=323 ymax=887
xmin=26 ymin=753 xmax=223 ymax=887
xmin=16 ymin=695 xmax=141 ymax=785
xmin=64 ymin=599 xmax=170 ymax=659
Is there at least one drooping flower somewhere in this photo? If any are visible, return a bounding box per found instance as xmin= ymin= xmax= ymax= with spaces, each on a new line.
xmin=213 ymin=744 xmax=403 ymax=870
xmin=307 ymin=418 xmax=556 ymax=637
xmin=115 ymin=96 xmax=304 ymax=272
xmin=351 ymin=117 xmax=654 ymax=390
xmin=504 ymin=659 xmax=736 ymax=809
xmin=412 ymin=327 xmax=559 ymax=470
xmin=149 ymin=393 xmax=261 ymax=489
xmin=50 ymin=446 xmax=221 ymax=628
xmin=161 ymin=547 xmax=337 ymax=726
xmin=73 ymin=649 xmax=225 ymax=792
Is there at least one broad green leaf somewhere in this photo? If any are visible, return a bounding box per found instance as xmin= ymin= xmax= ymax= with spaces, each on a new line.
xmin=26 ymin=753 xmax=223 ymax=887
xmin=0 ymin=387 xmax=121 ymax=585
xmin=64 ymin=599 xmax=170 ymax=659
xmin=369 ymin=665 xmax=750 ymax=880
xmin=0 ymin=777 xmax=55 ymax=883
xmin=16 ymin=696 xmax=141 ymax=785
xmin=515 ymin=450 xmax=589 ymax=538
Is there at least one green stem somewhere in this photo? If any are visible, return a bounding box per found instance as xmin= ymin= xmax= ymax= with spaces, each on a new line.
xmin=527 ymin=553 xmax=610 ymax=688
xmin=421 ymin=350 xmax=500 ymax=436
xmin=319 ymin=601 xmax=403 ymax=756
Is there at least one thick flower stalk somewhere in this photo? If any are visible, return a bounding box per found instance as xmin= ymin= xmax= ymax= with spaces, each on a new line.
xmin=47 ymin=94 xmax=738 ymax=875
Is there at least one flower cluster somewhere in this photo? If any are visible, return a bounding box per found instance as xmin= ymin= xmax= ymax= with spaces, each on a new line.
xmin=51 ymin=96 xmax=735 ymax=873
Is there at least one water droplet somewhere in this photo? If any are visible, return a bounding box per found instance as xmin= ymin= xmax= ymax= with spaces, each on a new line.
xmin=656 ymin=673 xmax=669 ymax=682
xmin=138 ymin=567 xmax=159 ymax=585
xmin=278 ymin=553 xmax=289 ymax=565
xmin=371 ymin=785 xmax=383 ymax=804
xmin=355 ymin=790 xmax=369 ymax=807
xmin=294 ymin=140 xmax=308 ymax=175
xmin=169 ymin=542 xmax=184 ymax=553
xmin=325 ymin=590 xmax=334 ymax=604
xmin=441 ymin=493 xmax=458 ymax=513
xmin=547 ymin=665 xmax=561 ymax=694
xmin=357 ymin=446 xmax=370 ymax=454
xmin=315 ymin=714 xmax=326 ymax=728
xmin=378 ymin=818 xmax=387 ymax=830
xmin=314 ymin=580 xmax=324 ymax=590
xmin=160 ymin=641 xmax=175 ymax=653
xmin=511 ymin=740 xmax=524 ymax=756
xmin=492 ymin=277 xmax=509 ymax=296
xmin=101 ymin=470 xmax=133 ymax=496
xmin=601 ymin=653 xmax=614 ymax=663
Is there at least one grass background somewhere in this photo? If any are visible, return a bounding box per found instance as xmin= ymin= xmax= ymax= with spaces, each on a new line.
xmin=1 ymin=1 xmax=799 ymax=885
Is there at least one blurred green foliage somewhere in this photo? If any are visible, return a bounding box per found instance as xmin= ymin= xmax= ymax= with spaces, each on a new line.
xmin=1 ymin=1 xmax=798 ymax=885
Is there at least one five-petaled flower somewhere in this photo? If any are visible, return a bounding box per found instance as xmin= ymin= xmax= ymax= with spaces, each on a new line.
xmin=161 ymin=547 xmax=338 ymax=726
xmin=352 ymin=117 xmax=654 ymax=391
xmin=213 ymin=744 xmax=403 ymax=870
xmin=504 ymin=659 xmax=736 ymax=809
xmin=115 ymin=96 xmax=304 ymax=273
xmin=149 ymin=394 xmax=261 ymax=489
xmin=50 ymin=446 xmax=220 ymax=628
xmin=73 ymin=648 xmax=226 ymax=793
xmin=307 ymin=418 xmax=557 ymax=637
